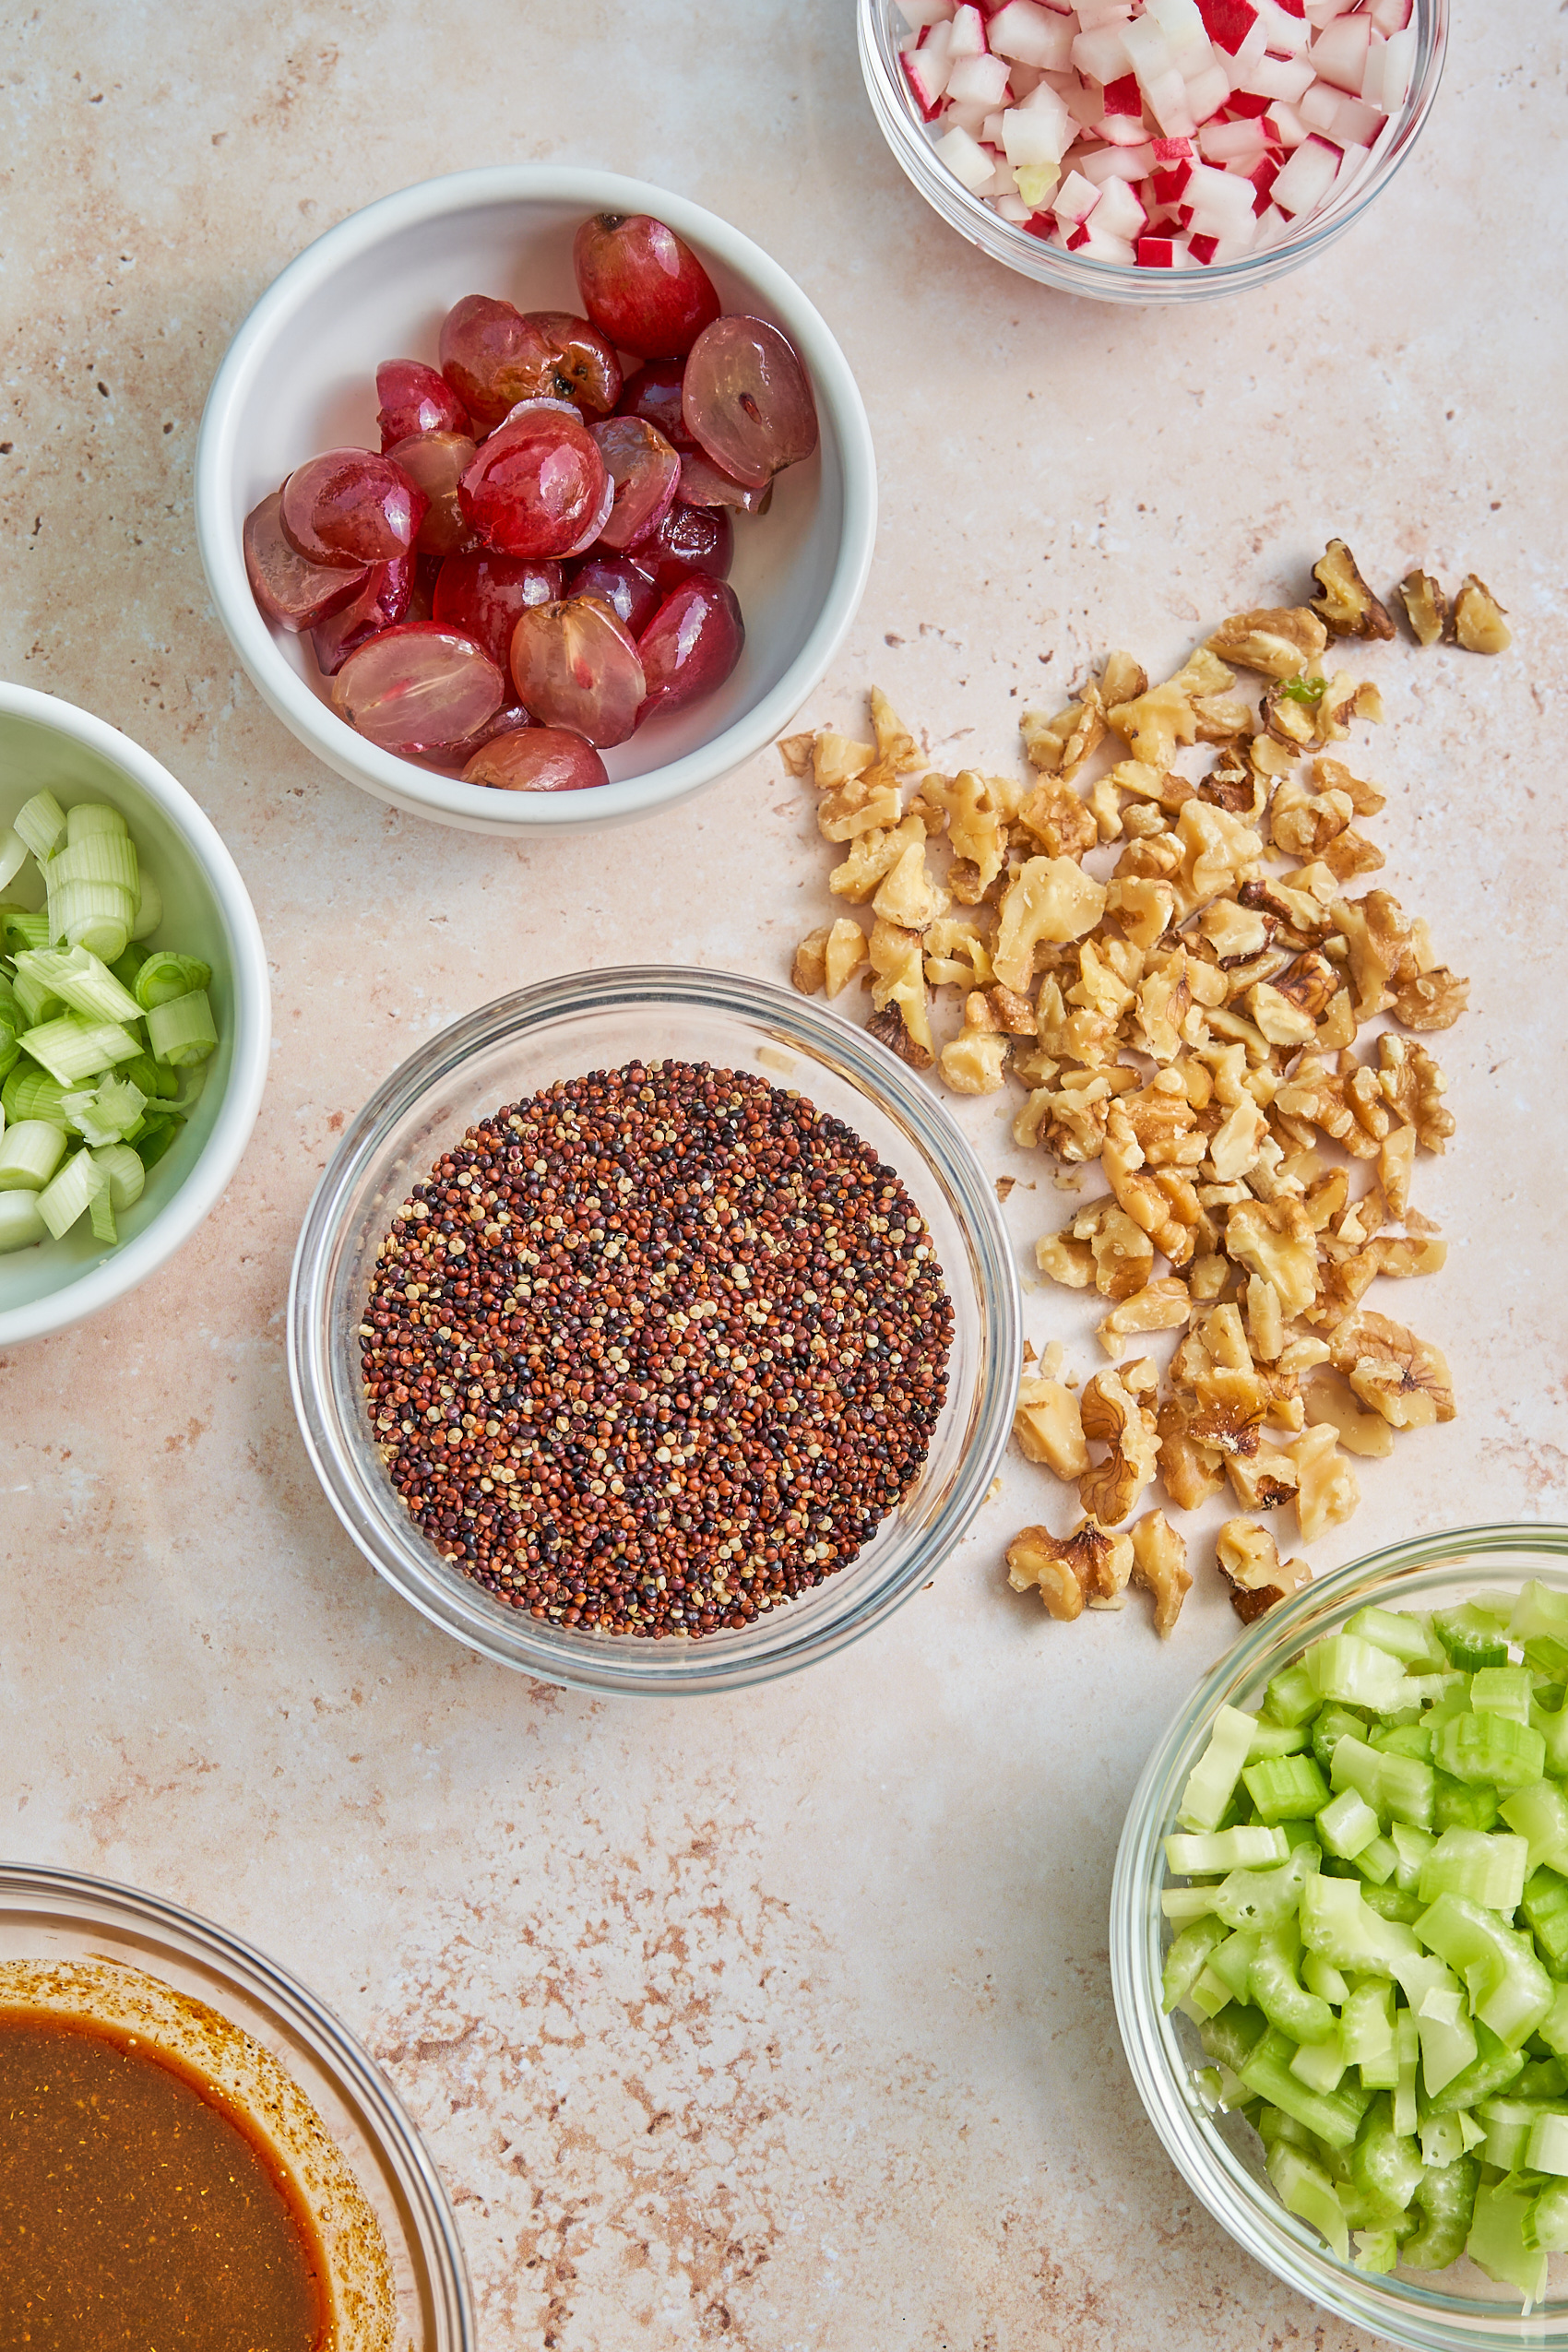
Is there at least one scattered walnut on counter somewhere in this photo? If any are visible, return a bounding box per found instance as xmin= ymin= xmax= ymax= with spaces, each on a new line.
xmin=782 ymin=538 xmax=1469 ymax=1645
xmin=1396 ymin=570 xmax=1447 ymax=647
xmin=1450 ymin=575 xmax=1513 ymax=655
xmin=1215 ymin=1519 xmax=1313 ymax=1622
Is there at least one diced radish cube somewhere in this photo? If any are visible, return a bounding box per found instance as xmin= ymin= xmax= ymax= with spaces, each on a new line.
xmin=995 ymin=194 xmax=1034 ymax=220
xmin=943 ymin=99 xmax=992 ymax=132
xmin=1200 ymin=115 xmax=1268 ymax=160
xmin=1003 ymin=86 xmax=1072 ymax=162
xmin=902 ymin=47 xmax=951 ymax=114
xmin=1269 ymin=98 xmax=1310 ymax=143
xmin=1360 ymin=31 xmax=1386 ymax=107
xmin=1183 ymin=157 xmax=1257 ymax=233
xmin=1330 ymin=91 xmax=1384 ymax=142
xmin=1381 ymin=24 xmax=1415 ymax=107
xmin=950 ymin=4 xmax=989 ymax=54
xmin=1053 ymin=167 xmax=1102 ymax=223
xmin=1194 ymin=0 xmax=1258 ymax=53
xmin=1063 ymin=70 xmax=1107 ymax=125
xmin=1367 ymin=0 xmax=1411 ymax=30
xmin=1137 ymin=233 xmax=1181 ymax=265
xmin=947 ymin=49 xmax=1013 ymax=101
xmin=1152 ymin=134 xmax=1194 ymax=158
xmin=1247 ymin=149 xmax=1281 ymax=208
xmin=1188 ymin=231 xmax=1220 ymax=262
xmin=1071 ymin=23 xmax=1134 ymax=79
xmin=987 ymin=0 xmax=1075 ymax=69
xmin=933 ymin=122 xmax=1000 ymax=191
xmin=1152 ymin=159 xmax=1194 ymax=200
xmin=1075 ymin=0 xmax=1137 ymax=27
xmin=1080 ymin=137 xmax=1157 ymax=178
xmin=1253 ymin=0 xmax=1310 ymax=50
xmin=1103 ymin=69 xmax=1144 ymax=113
xmin=982 ymin=109 xmax=1008 ymax=141
xmin=1184 ymin=61 xmax=1232 ymax=119
xmin=1303 ymin=0 xmax=1358 ymax=22
xmin=1269 ymin=127 xmax=1341 ymax=212
xmin=1237 ymin=52 xmax=1314 ymax=100
xmin=1123 ymin=17 xmax=1199 ymax=134
xmin=1094 ymin=174 xmax=1149 ymax=236
xmin=1225 ymin=88 xmax=1273 ymax=114
xmin=897 ymin=0 xmax=956 ymax=26
xmin=1310 ymin=12 xmax=1371 ymax=90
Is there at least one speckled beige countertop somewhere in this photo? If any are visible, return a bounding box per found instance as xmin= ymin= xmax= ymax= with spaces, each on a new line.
xmin=3 ymin=5 xmax=1566 ymax=2346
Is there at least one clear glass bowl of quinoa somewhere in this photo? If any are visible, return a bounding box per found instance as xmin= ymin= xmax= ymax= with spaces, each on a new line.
xmin=288 ymin=966 xmax=1021 ymax=1695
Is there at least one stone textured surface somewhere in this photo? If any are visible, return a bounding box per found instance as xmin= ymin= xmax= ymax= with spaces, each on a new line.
xmin=2 ymin=3 xmax=1565 ymax=2346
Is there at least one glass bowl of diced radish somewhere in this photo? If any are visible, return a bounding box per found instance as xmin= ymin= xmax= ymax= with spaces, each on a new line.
xmin=859 ymin=0 xmax=1445 ymax=299
xmin=0 ymin=684 xmax=270 ymax=1346
xmin=1112 ymin=1525 xmax=1568 ymax=2348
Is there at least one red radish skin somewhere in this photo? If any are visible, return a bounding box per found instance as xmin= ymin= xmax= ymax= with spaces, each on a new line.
xmin=433 ymin=550 xmax=563 ymax=673
xmin=376 ymin=360 xmax=469 ymax=452
xmin=244 ymin=491 xmax=369 ymax=631
xmin=572 ymin=213 xmax=721 ymax=361
xmin=463 ymin=726 xmax=609 ymax=793
xmin=331 ymin=624 xmax=505 ymax=756
xmin=279 ymin=449 xmax=427 ymax=569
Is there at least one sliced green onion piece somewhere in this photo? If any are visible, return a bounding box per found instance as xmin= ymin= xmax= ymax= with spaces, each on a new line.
xmin=0 ymin=827 xmax=28 ymax=892
xmin=46 ymin=877 xmax=134 ymax=961
xmin=91 ymin=1140 xmax=145 ymax=1211
xmin=44 ymin=834 xmax=139 ymax=896
xmin=0 ymin=1017 xmax=18 ymax=1087
xmin=135 ymin=950 xmax=210 ymax=1010
xmin=61 ymin=1077 xmax=147 ymax=1148
xmin=0 ymin=1190 xmax=46 ymax=1252
xmin=146 ymin=988 xmax=217 ymax=1068
xmin=65 ymin=801 xmax=128 ymax=843
xmin=134 ymin=1113 xmax=183 ymax=1171
xmin=89 ymin=1182 xmax=116 ymax=1245
xmin=36 ymin=1146 xmax=104 ymax=1238
xmin=15 ymin=943 xmax=144 ymax=1025
xmin=18 ymin=1015 xmax=140 ymax=1087
xmin=14 ymin=790 xmax=65 ymax=861
xmin=11 ymin=967 xmax=65 ymax=1028
xmin=130 ymin=872 xmax=162 ymax=940
xmin=0 ymin=1119 xmax=67 ymax=1191
xmin=2 ymin=1064 xmax=68 ymax=1124
xmin=108 ymin=940 xmax=150 ymax=988
xmin=0 ymin=907 xmax=51 ymax=954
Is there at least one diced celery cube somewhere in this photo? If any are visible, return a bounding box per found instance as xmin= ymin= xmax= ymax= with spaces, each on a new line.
xmin=1432 ymin=1710 xmax=1546 ymax=1793
xmin=1308 ymin=1634 xmax=1409 ymax=1715
xmin=1536 ymin=1983 xmax=1568 ymax=2056
xmin=1434 ymin=1770 xmax=1500 ymax=1833
xmin=1161 ymin=1913 xmax=1228 ymax=2012
xmin=1346 ymin=1605 xmax=1448 ymax=1671
xmin=1350 ymin=1835 xmax=1398 ymax=1888
xmin=1264 ymin=1659 xmax=1320 ymax=1728
xmin=1243 ymin=1752 xmax=1330 ymax=1823
xmin=1471 ymin=1666 xmax=1535 ymax=1725
xmin=1467 ymin=2178 xmax=1550 ymax=2305
xmin=1246 ymin=1718 xmax=1312 ymax=1760
xmin=1526 ymin=2109 xmax=1568 ymax=2176
xmin=1432 ymin=1602 xmax=1509 ymax=1671
xmin=1291 ymin=2026 xmax=1348 ymax=2095
xmin=1312 ymin=1703 xmax=1369 ymax=1775
xmin=1166 ymin=1825 xmax=1289 ymax=1875
xmin=1330 ymin=1732 xmax=1435 ymax=1831
xmin=1342 ymin=1980 xmax=1396 ymax=2080
xmin=1415 ymin=1891 xmax=1552 ymax=2047
xmin=1418 ymin=1827 xmax=1529 ymax=1916
xmin=1319 ymin=1788 xmax=1379 ymax=1859
xmin=1265 ymin=2138 xmax=1350 ymax=2260
xmin=1420 ymin=2111 xmax=1467 ymax=2169
xmin=1301 ymin=1952 xmax=1349 ymax=2006
xmin=1373 ymin=1722 xmax=1433 ymax=1764
xmin=1178 ymin=1703 xmax=1258 ymax=1834
xmin=1511 ymin=1582 xmax=1568 ymax=1652
xmin=1426 ymin=2020 xmax=1526 ymax=2114
xmin=1391 ymin=1822 xmax=1434 ymax=1895
xmin=1523 ymin=1867 xmax=1568 ymax=1975
xmin=1206 ymin=1929 xmax=1260 ymax=2004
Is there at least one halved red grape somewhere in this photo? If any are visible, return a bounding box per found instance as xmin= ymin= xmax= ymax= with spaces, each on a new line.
xmin=573 ymin=214 xmax=721 ymax=360
xmin=590 ymin=416 xmax=682 ymax=552
xmin=310 ymin=553 xmax=413 ymax=675
xmin=682 ymin=317 xmax=818 ymax=490
xmin=376 ymin=359 xmax=469 ymax=451
xmin=562 ymin=469 xmax=617 ymax=557
xmin=386 ymin=431 xmax=479 ymax=559
xmin=636 ymin=577 xmax=744 ymax=724
xmin=677 ymin=450 xmax=770 ymax=516
xmin=614 ymin=359 xmax=697 ymax=449
xmin=509 ymin=597 xmax=646 ymax=747
xmin=457 ymin=404 xmax=608 ymax=560
xmin=433 ymin=550 xmax=562 ymax=673
xmin=244 ymin=491 xmax=369 ymax=631
xmin=438 ymin=295 xmax=621 ymax=426
xmin=564 ymin=553 xmax=661 ymax=637
xmin=331 ymin=624 xmax=504 ymax=755
xmin=463 ymin=726 xmax=608 ymax=792
xmin=636 ymin=501 xmax=733 ymax=589
xmin=279 ymin=447 xmax=428 ymax=569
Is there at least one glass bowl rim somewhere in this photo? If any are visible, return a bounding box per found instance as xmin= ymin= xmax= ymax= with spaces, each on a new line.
xmin=857 ymin=0 xmax=1449 ymax=303
xmin=1111 ymin=1520 xmax=1568 ymax=2349
xmin=0 ymin=1855 xmax=474 ymax=2348
xmin=288 ymin=962 xmax=1022 ymax=1698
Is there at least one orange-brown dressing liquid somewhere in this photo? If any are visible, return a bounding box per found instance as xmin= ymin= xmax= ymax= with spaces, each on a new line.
xmin=0 ymin=2009 xmax=329 ymax=2351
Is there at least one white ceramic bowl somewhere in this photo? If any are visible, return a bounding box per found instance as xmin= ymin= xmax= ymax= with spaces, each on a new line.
xmin=0 ymin=684 xmax=270 ymax=1346
xmin=196 ymin=165 xmax=878 ymax=837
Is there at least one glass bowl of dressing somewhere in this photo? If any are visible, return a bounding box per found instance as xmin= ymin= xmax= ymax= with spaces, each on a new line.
xmin=0 ymin=1860 xmax=473 ymax=2352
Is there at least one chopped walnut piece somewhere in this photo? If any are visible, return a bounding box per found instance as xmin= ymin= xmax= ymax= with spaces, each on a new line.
xmin=1098 ymin=1277 xmax=1192 ymax=1358
xmin=1377 ymin=1034 xmax=1454 ymax=1149
xmin=1304 ymin=1370 xmax=1395 ymax=1459
xmin=812 ymin=732 xmax=874 ymax=788
xmin=815 ymin=768 xmax=903 ymax=844
xmin=1101 ymin=650 xmax=1147 ymax=706
xmin=1313 ymin=755 xmax=1385 ymax=818
xmin=1014 ymin=1373 xmax=1091 ymax=1479
xmin=1006 ymin=1519 xmax=1134 ymax=1618
xmin=1335 ymin=888 xmax=1412 ymax=1022
xmin=1206 ymin=606 xmax=1329 ymax=681
xmin=1017 ymin=772 xmax=1099 ymax=860
xmin=1066 ymin=1200 xmax=1155 ymax=1301
xmin=993 ymin=856 xmax=1107 ymax=993
xmin=941 ymin=994 xmax=1009 ymax=1095
xmin=1247 ymin=980 xmax=1319 ymax=1051
xmin=1398 ymin=570 xmax=1447 ymax=647
xmin=1157 ymin=1394 xmax=1227 ymax=1511
xmin=987 ymin=984 xmax=1037 ymax=1035
xmin=1021 ymin=687 xmax=1106 ymax=780
xmin=1310 ymin=539 xmax=1396 ymax=642
xmin=777 ymin=730 xmax=814 ymax=778
xmin=1227 ymin=1441 xmax=1301 ymax=1514
xmin=1379 ymin=1123 xmax=1415 ymax=1219
xmin=1216 ymin=1518 xmax=1313 ymax=1621
xmin=922 ymin=919 xmax=992 ymax=992
xmin=1271 ymin=773 xmax=1353 ymax=861
xmin=863 ymin=1004 xmax=932 ymax=1072
xmin=1289 ymin=1423 xmax=1360 ymax=1543
xmin=1130 ymin=1510 xmax=1190 ymax=1638
xmin=1078 ymin=1367 xmax=1160 ymax=1526
xmin=1244 ymin=1274 xmax=1285 ymax=1363
xmin=909 ymin=771 xmax=1016 ymax=900
xmin=1391 ymin=966 xmax=1470 ymax=1032
xmin=868 ymin=918 xmax=933 ymax=1061
xmin=1330 ymin=1310 xmax=1455 ymax=1429
xmin=1451 ymin=575 xmax=1513 ymax=655
xmin=829 ymin=814 xmax=926 ymax=904
xmin=1175 ymin=799 xmax=1264 ymax=909
xmin=1035 ymin=1227 xmax=1096 ymax=1289
xmin=1108 ymin=678 xmax=1199 ymax=770
xmin=822 ymin=917 xmax=869 ymax=998
xmin=1226 ymin=1197 xmax=1319 ymax=1315
xmin=1319 ymin=826 xmax=1384 ymax=882
xmin=872 ymin=837 xmax=951 ymax=932
xmin=870 ymin=686 xmax=920 ymax=771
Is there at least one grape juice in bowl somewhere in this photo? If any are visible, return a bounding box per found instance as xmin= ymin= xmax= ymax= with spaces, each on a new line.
xmin=197 ymin=166 xmax=876 ymax=837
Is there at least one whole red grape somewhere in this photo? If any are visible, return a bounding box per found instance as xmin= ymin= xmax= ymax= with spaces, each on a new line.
xmin=509 ymin=597 xmax=646 ymax=747
xmin=280 ymin=448 xmax=428 ymax=568
xmin=636 ymin=576 xmax=744 ymax=723
xmin=615 ymin=359 xmax=697 ymax=449
xmin=376 ymin=359 xmax=469 ymax=451
xmin=244 ymin=490 xmax=369 ymax=630
xmin=463 ymin=726 xmax=609 ymax=792
xmin=572 ymin=213 xmax=721 ymax=360
xmin=331 ymin=624 xmax=505 ymax=756
xmin=438 ymin=295 xmax=621 ymax=426
xmin=433 ymin=550 xmax=562 ymax=672
xmin=682 ymin=316 xmax=818 ymax=489
xmin=457 ymin=404 xmax=608 ymax=560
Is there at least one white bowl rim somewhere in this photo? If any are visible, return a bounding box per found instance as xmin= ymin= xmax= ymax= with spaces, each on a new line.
xmin=196 ymin=163 xmax=878 ymax=835
xmin=0 ymin=683 xmax=271 ymax=1347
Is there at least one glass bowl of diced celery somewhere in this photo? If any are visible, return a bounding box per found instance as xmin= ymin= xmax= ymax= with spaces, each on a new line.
xmin=1112 ymin=1525 xmax=1568 ymax=2351
xmin=0 ymin=683 xmax=269 ymax=1345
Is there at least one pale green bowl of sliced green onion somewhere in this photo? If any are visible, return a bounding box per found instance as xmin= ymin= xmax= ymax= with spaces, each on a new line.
xmin=1113 ymin=1526 xmax=1568 ymax=2352
xmin=0 ymin=684 xmax=268 ymax=1344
